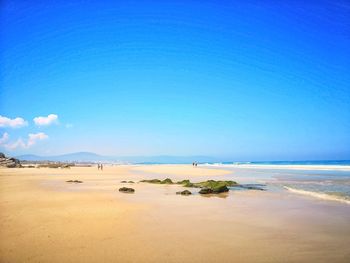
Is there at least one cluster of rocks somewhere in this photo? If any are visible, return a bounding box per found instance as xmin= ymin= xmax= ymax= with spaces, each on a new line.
xmin=119 ymin=178 xmax=265 ymax=195
xmin=140 ymin=178 xmax=238 ymax=195
xmin=0 ymin=153 xmax=22 ymax=168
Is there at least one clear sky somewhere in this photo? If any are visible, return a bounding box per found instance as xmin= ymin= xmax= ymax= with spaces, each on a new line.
xmin=0 ymin=0 xmax=349 ymax=160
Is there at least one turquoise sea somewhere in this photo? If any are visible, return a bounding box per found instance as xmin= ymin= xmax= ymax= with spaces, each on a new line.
xmin=202 ymin=160 xmax=350 ymax=204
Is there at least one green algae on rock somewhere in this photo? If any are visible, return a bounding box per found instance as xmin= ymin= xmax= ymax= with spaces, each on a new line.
xmin=140 ymin=178 xmax=173 ymax=184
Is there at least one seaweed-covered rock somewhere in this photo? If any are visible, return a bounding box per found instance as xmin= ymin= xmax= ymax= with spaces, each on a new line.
xmin=211 ymin=185 xmax=229 ymax=193
xmin=184 ymin=182 xmax=198 ymax=188
xmin=199 ymin=184 xmax=229 ymax=194
xmin=160 ymin=178 xmax=173 ymax=184
xmin=176 ymin=179 xmax=190 ymax=185
xmin=199 ymin=188 xmax=213 ymax=194
xmin=140 ymin=178 xmax=238 ymax=195
xmin=119 ymin=187 xmax=135 ymax=193
xmin=121 ymin=181 xmax=128 ymax=183
xmin=128 ymin=181 xmax=135 ymax=183
xmin=181 ymin=180 xmax=237 ymax=190
xmin=197 ymin=180 xmax=237 ymax=188
xmin=140 ymin=179 xmax=162 ymax=184
xmin=141 ymin=178 xmax=173 ymax=184
xmin=66 ymin=180 xmax=83 ymax=183
xmin=176 ymin=190 xmax=192 ymax=195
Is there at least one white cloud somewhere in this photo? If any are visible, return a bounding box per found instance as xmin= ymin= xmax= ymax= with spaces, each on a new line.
xmin=5 ymin=138 xmax=26 ymax=150
xmin=28 ymin=132 xmax=48 ymax=146
xmin=0 ymin=115 xmax=28 ymax=128
xmin=33 ymin=114 xmax=58 ymax=126
xmin=0 ymin=132 xmax=9 ymax=144
xmin=3 ymin=132 xmax=48 ymax=150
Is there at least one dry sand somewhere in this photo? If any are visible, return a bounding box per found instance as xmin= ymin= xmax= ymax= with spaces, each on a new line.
xmin=0 ymin=165 xmax=349 ymax=262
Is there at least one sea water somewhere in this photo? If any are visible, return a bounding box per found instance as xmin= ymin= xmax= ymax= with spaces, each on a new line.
xmin=203 ymin=161 xmax=350 ymax=204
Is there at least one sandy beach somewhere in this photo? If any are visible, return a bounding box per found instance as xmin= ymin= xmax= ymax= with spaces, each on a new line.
xmin=1 ymin=165 xmax=349 ymax=263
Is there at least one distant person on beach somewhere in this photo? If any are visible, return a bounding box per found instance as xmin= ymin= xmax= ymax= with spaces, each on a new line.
xmin=98 ymin=164 xmax=100 ymax=170
xmin=101 ymin=164 xmax=103 ymax=171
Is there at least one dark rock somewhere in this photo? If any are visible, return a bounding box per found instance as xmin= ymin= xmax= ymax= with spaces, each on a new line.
xmin=212 ymin=185 xmax=229 ymax=193
xmin=199 ymin=188 xmax=213 ymax=194
xmin=240 ymin=184 xmax=266 ymax=191
xmin=121 ymin=181 xmax=127 ymax=183
xmin=119 ymin=187 xmax=135 ymax=193
xmin=176 ymin=190 xmax=192 ymax=195
xmin=66 ymin=180 xmax=83 ymax=183
xmin=128 ymin=181 xmax=134 ymax=183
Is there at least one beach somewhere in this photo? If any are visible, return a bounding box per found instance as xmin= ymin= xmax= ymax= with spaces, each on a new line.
xmin=0 ymin=165 xmax=349 ymax=262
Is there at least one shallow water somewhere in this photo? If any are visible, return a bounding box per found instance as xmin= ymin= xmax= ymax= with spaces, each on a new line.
xmin=204 ymin=165 xmax=350 ymax=204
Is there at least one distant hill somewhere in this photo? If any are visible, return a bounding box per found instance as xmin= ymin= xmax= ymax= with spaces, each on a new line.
xmin=116 ymin=155 xmax=218 ymax=164
xmin=16 ymin=152 xmax=217 ymax=164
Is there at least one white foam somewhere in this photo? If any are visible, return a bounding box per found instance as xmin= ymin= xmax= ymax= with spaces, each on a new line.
xmin=207 ymin=164 xmax=350 ymax=171
xmin=284 ymin=186 xmax=350 ymax=205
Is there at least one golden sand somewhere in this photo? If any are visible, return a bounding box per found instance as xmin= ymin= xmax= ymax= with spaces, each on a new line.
xmin=0 ymin=165 xmax=349 ymax=262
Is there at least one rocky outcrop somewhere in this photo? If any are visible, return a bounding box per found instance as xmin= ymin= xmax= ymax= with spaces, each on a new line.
xmin=0 ymin=153 xmax=22 ymax=168
xmin=119 ymin=187 xmax=135 ymax=193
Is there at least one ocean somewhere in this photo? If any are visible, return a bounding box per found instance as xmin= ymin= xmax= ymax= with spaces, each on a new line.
xmin=202 ymin=160 xmax=350 ymax=205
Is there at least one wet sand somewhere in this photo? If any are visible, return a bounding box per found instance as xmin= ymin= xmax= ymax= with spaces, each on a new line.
xmin=0 ymin=165 xmax=349 ymax=262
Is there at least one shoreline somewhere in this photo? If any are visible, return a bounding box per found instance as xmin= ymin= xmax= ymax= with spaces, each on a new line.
xmin=284 ymin=186 xmax=350 ymax=205
xmin=203 ymin=163 xmax=350 ymax=171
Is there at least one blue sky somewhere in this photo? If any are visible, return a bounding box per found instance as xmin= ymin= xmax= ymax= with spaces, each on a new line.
xmin=0 ymin=0 xmax=349 ymax=160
